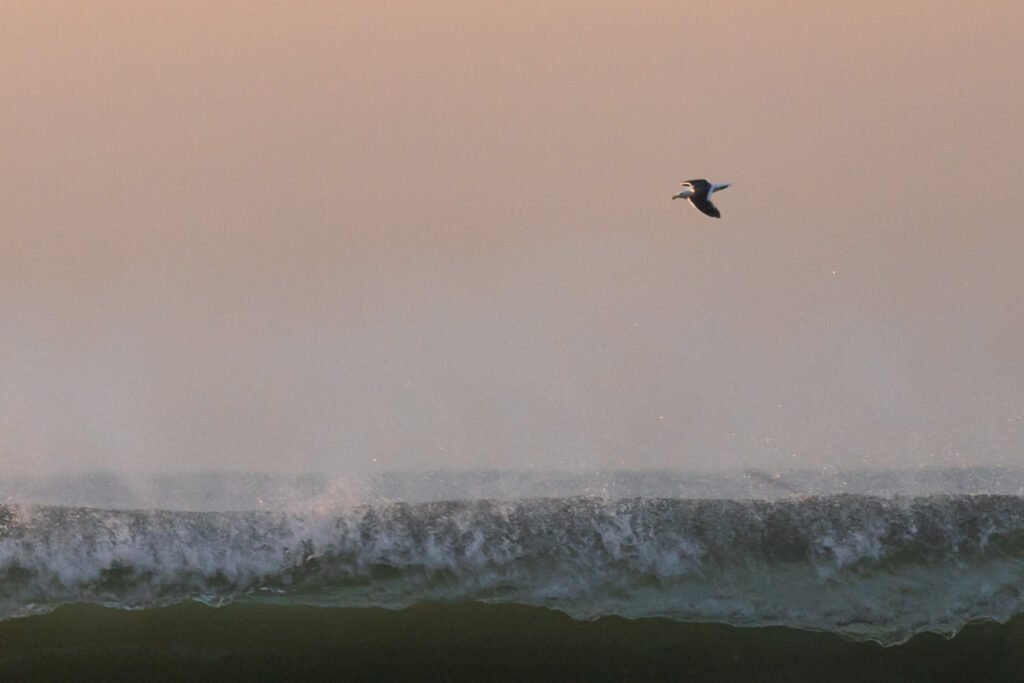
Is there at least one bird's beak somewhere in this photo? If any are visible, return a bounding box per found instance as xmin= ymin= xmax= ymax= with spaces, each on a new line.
xmin=671 ymin=193 xmax=681 ymax=200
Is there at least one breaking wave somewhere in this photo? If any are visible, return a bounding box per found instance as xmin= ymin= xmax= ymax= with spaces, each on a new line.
xmin=4 ymin=491 xmax=1024 ymax=645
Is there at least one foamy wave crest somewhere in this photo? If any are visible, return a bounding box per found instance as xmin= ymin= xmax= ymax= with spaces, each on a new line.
xmin=3 ymin=495 xmax=1024 ymax=644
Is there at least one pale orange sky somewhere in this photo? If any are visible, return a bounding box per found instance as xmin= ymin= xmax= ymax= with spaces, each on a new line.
xmin=3 ymin=1 xmax=1024 ymax=474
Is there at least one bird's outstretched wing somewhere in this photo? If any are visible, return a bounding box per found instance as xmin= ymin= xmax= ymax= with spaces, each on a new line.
xmin=688 ymin=195 xmax=721 ymax=218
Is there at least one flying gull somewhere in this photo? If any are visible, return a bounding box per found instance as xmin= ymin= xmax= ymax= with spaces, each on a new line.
xmin=672 ymin=179 xmax=731 ymax=218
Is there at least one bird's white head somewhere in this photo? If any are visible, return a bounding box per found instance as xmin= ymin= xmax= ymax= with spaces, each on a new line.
xmin=672 ymin=182 xmax=694 ymax=200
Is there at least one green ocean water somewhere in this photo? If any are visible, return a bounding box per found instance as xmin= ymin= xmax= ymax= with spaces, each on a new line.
xmin=2 ymin=602 xmax=1023 ymax=682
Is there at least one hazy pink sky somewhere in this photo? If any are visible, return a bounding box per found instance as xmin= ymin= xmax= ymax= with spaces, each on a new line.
xmin=3 ymin=1 xmax=1024 ymax=474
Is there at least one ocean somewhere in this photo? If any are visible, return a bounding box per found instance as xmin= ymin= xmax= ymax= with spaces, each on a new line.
xmin=2 ymin=468 xmax=1024 ymax=681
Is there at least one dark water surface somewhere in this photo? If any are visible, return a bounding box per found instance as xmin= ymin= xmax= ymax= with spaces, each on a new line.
xmin=2 ymin=602 xmax=1022 ymax=682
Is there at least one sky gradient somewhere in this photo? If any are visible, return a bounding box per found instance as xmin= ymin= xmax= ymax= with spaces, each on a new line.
xmin=3 ymin=1 xmax=1024 ymax=474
